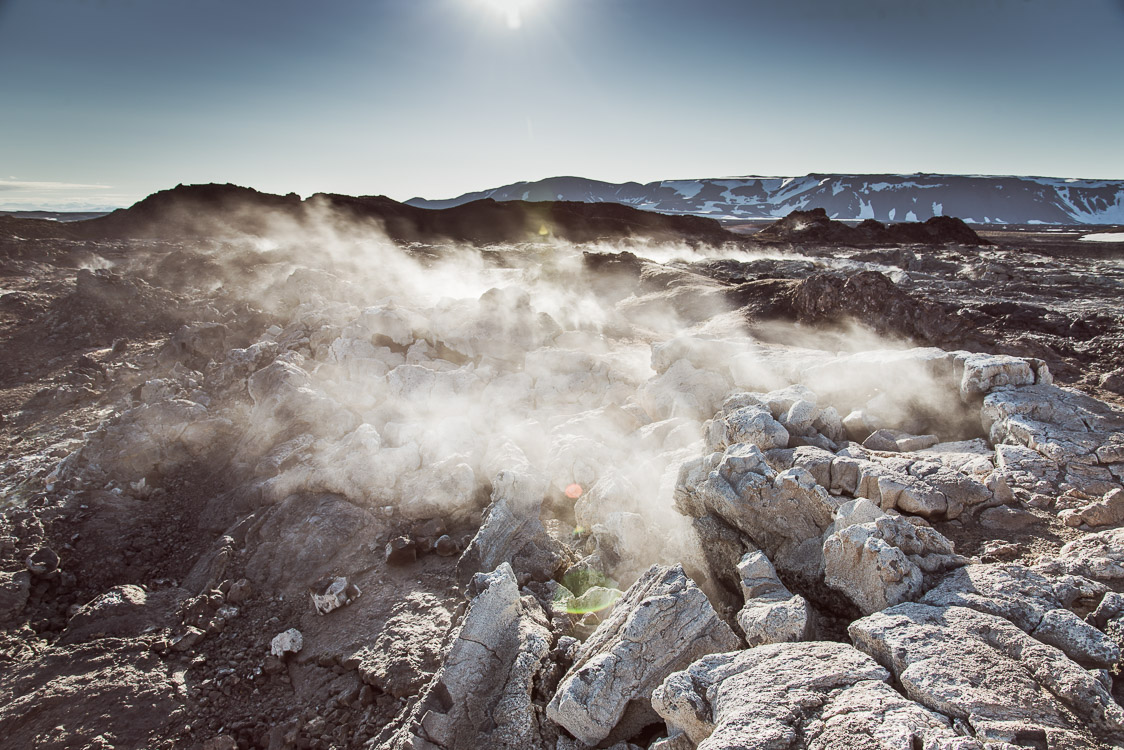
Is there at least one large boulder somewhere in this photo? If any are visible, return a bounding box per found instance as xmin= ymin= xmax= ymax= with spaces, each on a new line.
xmin=546 ymin=564 xmax=739 ymax=746
xmin=651 ymin=641 xmax=975 ymax=750
xmin=677 ymin=444 xmax=836 ymax=583
xmin=822 ymin=500 xmax=964 ymax=615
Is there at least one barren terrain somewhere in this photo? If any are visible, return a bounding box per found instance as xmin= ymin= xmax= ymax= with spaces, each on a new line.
xmin=2 ymin=188 xmax=1124 ymax=750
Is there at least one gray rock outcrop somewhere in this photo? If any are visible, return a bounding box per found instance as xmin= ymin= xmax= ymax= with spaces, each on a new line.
xmin=651 ymin=641 xmax=976 ymax=750
xmin=850 ymin=603 xmax=1124 ymax=747
xmin=376 ymin=563 xmax=554 ymax=750
xmin=546 ymin=564 xmax=739 ymax=746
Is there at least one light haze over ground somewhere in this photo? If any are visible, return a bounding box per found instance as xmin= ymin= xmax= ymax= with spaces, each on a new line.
xmin=1 ymin=0 xmax=1122 ymax=210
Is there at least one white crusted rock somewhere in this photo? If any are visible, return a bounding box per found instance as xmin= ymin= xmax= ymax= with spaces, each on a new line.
xmin=734 ymin=551 xmax=808 ymax=646
xmin=850 ymin=603 xmax=1124 ymax=746
xmin=651 ymin=641 xmax=975 ymax=750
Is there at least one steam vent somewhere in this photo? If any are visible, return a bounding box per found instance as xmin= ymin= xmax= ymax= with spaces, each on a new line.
xmin=3 ymin=186 xmax=1124 ymax=750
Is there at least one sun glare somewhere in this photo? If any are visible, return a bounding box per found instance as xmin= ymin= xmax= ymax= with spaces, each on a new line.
xmin=481 ymin=0 xmax=537 ymax=29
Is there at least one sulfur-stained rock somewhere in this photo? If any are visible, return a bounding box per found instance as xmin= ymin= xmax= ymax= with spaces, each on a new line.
xmin=546 ymin=564 xmax=739 ymax=746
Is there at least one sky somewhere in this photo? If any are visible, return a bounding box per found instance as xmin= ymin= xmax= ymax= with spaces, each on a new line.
xmin=1 ymin=0 xmax=1122 ymax=210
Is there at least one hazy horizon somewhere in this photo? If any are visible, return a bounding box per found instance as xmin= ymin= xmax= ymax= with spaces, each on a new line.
xmin=2 ymin=0 xmax=1123 ymax=210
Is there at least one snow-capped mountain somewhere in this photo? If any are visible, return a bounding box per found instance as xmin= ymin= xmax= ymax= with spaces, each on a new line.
xmin=406 ymin=174 xmax=1124 ymax=225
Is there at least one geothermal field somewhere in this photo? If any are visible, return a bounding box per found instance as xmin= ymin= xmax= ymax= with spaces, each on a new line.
xmin=2 ymin=187 xmax=1124 ymax=750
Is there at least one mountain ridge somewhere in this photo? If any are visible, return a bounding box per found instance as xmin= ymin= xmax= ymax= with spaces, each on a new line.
xmin=406 ymin=173 xmax=1124 ymax=225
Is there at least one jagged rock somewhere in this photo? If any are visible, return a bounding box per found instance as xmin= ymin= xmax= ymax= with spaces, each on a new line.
xmin=1101 ymin=368 xmax=1124 ymax=396
xmin=651 ymin=641 xmax=974 ymax=750
xmin=921 ymin=563 xmax=1118 ymax=668
xmin=376 ymin=564 xmax=553 ymax=750
xmin=678 ymin=443 xmax=835 ymax=583
xmin=546 ymin=564 xmax=739 ymax=746
xmin=309 ymin=575 xmax=362 ymax=614
xmin=434 ymin=534 xmax=459 ymax=557
xmin=982 ymin=383 xmax=1124 ymax=496
xmin=171 ymin=626 xmax=206 ymax=652
xmin=1040 ymin=527 xmax=1124 ymax=582
xmin=734 ymin=551 xmax=808 ymax=646
xmin=862 ymin=429 xmax=901 ymax=452
xmin=1059 ymin=487 xmax=1124 ymax=528
xmin=385 ymin=537 xmax=417 ymax=566
xmin=958 ymin=352 xmax=1036 ymax=397
xmin=270 ymin=628 xmax=303 ymax=657
xmin=456 ymin=470 xmax=570 ymax=586
xmin=823 ymin=505 xmax=963 ymax=615
xmin=850 ymin=603 xmax=1124 ymax=746
xmin=705 ymin=403 xmax=789 ymax=453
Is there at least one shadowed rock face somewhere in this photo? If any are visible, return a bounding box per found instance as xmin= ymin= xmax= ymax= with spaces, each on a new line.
xmin=1 ymin=196 xmax=1123 ymax=750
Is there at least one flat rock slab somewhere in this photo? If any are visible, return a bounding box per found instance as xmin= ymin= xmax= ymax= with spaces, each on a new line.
xmin=651 ymin=641 xmax=975 ymax=750
xmin=850 ymin=602 xmax=1124 ymax=747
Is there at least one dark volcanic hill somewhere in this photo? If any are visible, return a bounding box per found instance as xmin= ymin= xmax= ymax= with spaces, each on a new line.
xmin=406 ymin=173 xmax=1124 ymax=225
xmin=9 ymin=184 xmax=735 ymax=246
xmin=753 ymin=208 xmax=989 ymax=246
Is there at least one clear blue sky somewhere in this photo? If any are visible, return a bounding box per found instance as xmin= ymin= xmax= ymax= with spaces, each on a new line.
xmin=1 ymin=0 xmax=1122 ymax=210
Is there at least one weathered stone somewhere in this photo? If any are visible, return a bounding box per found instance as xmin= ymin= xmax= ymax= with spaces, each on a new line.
xmin=734 ymin=551 xmax=808 ymax=646
xmin=1059 ymin=487 xmax=1124 ymax=528
xmin=385 ymin=537 xmax=417 ymax=567
xmin=1041 ymin=527 xmax=1124 ymax=582
xmin=652 ymin=641 xmax=972 ymax=750
xmin=824 ymin=509 xmax=962 ymax=615
xmin=958 ymin=352 xmax=1035 ymax=397
xmin=921 ymin=563 xmax=1119 ymax=668
xmin=862 ymin=429 xmax=901 ymax=452
xmin=309 ymin=575 xmax=361 ymax=615
xmin=546 ymin=564 xmax=739 ymax=746
xmin=681 ymin=444 xmax=835 ymax=583
xmin=270 ymin=628 xmax=303 ymax=658
xmin=353 ymin=592 xmax=452 ymax=699
xmin=706 ymin=404 xmax=789 ymax=452
xmin=850 ymin=603 xmax=1124 ymax=745
xmin=377 ymin=563 xmax=553 ymax=750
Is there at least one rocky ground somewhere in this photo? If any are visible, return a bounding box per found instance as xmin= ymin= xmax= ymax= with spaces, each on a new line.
xmin=1 ymin=196 xmax=1124 ymax=750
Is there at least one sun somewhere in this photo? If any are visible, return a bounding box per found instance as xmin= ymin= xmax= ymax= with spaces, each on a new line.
xmin=481 ymin=0 xmax=537 ymax=30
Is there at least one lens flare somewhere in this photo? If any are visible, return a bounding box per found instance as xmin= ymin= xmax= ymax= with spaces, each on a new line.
xmin=564 ymin=482 xmax=583 ymax=499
